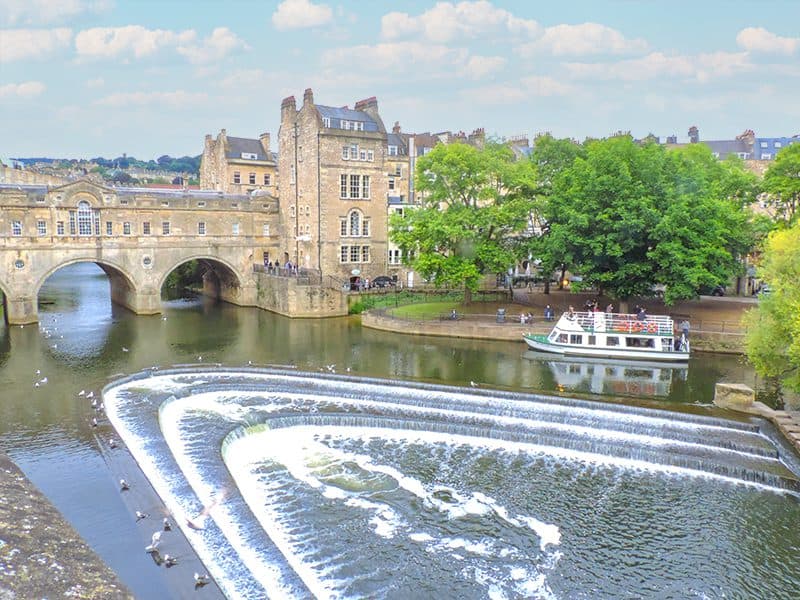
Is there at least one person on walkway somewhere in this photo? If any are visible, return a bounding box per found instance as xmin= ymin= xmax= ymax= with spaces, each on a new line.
xmin=606 ymin=303 xmax=614 ymax=314
xmin=680 ymin=319 xmax=690 ymax=339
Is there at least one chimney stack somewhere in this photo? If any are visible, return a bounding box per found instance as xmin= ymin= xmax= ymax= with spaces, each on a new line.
xmin=303 ymin=88 xmax=314 ymax=106
xmin=393 ymin=121 xmax=401 ymax=134
xmin=259 ymin=132 xmax=271 ymax=154
xmin=688 ymin=126 xmax=699 ymax=144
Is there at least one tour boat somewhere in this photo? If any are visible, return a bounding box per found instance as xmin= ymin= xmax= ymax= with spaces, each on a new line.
xmin=523 ymin=310 xmax=689 ymax=362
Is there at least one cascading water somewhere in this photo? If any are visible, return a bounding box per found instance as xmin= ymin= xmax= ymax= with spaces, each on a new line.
xmin=104 ymin=368 xmax=800 ymax=599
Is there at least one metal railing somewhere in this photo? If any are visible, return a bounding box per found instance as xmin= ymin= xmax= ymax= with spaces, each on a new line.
xmin=253 ymin=264 xmax=322 ymax=286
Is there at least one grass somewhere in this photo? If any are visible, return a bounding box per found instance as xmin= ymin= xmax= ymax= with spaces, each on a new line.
xmin=348 ymin=290 xmax=464 ymax=314
xmin=389 ymin=301 xmax=459 ymax=319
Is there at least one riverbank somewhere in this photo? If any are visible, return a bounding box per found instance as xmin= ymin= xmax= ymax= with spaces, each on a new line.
xmin=0 ymin=451 xmax=131 ymax=599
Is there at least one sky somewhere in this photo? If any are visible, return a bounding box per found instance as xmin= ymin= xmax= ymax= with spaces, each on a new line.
xmin=1 ymin=0 xmax=798 ymax=159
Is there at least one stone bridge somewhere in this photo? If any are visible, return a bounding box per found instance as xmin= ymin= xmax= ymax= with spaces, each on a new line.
xmin=0 ymin=180 xmax=285 ymax=324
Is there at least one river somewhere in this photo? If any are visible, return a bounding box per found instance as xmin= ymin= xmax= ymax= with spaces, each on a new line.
xmin=1 ymin=263 xmax=798 ymax=599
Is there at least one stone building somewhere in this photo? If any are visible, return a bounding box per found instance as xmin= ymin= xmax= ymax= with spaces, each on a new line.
xmin=278 ymin=89 xmax=389 ymax=285
xmin=200 ymin=129 xmax=278 ymax=196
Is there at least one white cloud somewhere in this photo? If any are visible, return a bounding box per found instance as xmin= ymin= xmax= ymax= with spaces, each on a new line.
xmin=736 ymin=27 xmax=799 ymax=55
xmin=272 ymin=0 xmax=332 ymax=31
xmin=0 ymin=80 xmax=46 ymax=98
xmin=518 ymin=23 xmax=648 ymax=57
xmin=0 ymin=28 xmax=72 ymax=62
xmin=467 ymin=75 xmax=573 ymax=105
xmin=565 ymin=51 xmax=752 ymax=82
xmin=86 ymin=77 xmax=104 ymax=88
xmin=177 ymin=27 xmax=249 ymax=64
xmin=75 ymin=25 xmax=195 ymax=59
xmin=1 ymin=0 xmax=110 ymax=26
xmin=459 ymin=55 xmax=506 ymax=79
xmin=94 ymin=90 xmax=209 ymax=108
xmin=322 ymin=41 xmax=469 ymax=77
xmin=381 ymin=1 xmax=539 ymax=43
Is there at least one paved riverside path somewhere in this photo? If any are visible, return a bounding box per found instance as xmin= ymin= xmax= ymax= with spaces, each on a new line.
xmin=0 ymin=451 xmax=131 ymax=599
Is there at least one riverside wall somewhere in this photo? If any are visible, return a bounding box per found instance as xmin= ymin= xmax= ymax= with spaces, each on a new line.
xmin=0 ymin=451 xmax=131 ymax=598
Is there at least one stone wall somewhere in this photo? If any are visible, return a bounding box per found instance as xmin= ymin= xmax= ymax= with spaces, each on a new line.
xmin=0 ymin=165 xmax=68 ymax=186
xmin=255 ymin=271 xmax=347 ymax=317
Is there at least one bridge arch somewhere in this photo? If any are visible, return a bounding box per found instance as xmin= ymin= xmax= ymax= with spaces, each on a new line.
xmin=158 ymin=254 xmax=250 ymax=306
xmin=35 ymin=257 xmax=138 ymax=298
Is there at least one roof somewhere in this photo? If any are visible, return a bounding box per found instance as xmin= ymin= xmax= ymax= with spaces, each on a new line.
xmin=702 ymin=140 xmax=751 ymax=158
xmin=225 ymin=136 xmax=273 ymax=162
xmin=317 ymin=105 xmax=379 ymax=132
xmin=387 ymin=133 xmax=408 ymax=154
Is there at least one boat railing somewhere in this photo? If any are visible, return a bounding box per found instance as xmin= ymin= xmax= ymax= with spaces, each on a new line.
xmin=566 ymin=311 xmax=675 ymax=336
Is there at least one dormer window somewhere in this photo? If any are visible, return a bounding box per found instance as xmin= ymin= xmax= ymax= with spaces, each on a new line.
xmin=323 ymin=117 xmax=331 ymax=128
xmin=241 ymin=152 xmax=258 ymax=160
xmin=388 ymin=146 xmax=398 ymax=156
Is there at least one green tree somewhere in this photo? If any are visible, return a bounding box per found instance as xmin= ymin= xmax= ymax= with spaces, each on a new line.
xmin=762 ymin=143 xmax=800 ymax=227
xmin=542 ymin=136 xmax=754 ymax=305
xmin=390 ymin=142 xmax=534 ymax=302
xmin=744 ymin=220 xmax=800 ymax=392
xmin=524 ymin=134 xmax=586 ymax=292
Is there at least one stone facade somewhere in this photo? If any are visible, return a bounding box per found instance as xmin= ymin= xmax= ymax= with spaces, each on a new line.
xmin=278 ymin=89 xmax=389 ymax=284
xmin=200 ymin=129 xmax=278 ymax=196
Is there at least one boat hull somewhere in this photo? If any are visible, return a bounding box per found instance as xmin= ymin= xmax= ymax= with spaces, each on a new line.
xmin=523 ymin=335 xmax=690 ymax=362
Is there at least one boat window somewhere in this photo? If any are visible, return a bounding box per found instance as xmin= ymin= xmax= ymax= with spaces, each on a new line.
xmin=557 ymin=333 xmax=568 ymax=343
xmin=607 ymin=337 xmax=619 ymax=346
xmin=627 ymin=337 xmax=655 ymax=348
xmin=588 ymin=335 xmax=596 ymax=345
xmin=570 ymin=334 xmax=582 ymax=344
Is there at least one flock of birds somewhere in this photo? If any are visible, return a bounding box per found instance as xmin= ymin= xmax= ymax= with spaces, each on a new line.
xmin=76 ymin=385 xmax=213 ymax=591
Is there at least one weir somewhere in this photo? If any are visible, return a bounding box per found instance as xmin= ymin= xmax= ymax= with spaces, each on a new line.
xmin=104 ymin=368 xmax=800 ymax=599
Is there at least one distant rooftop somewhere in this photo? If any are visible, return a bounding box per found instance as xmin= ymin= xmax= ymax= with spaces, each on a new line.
xmin=317 ymin=105 xmax=379 ymax=132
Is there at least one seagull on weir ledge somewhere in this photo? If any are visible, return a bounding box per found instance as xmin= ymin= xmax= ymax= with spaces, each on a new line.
xmin=164 ymin=554 xmax=178 ymax=568
xmin=163 ymin=517 xmax=172 ymax=531
xmin=86 ymin=391 xmax=94 ymax=399
xmin=91 ymin=417 xmax=98 ymax=427
xmin=194 ymin=573 xmax=210 ymax=587
xmin=122 ymin=347 xmax=129 ymax=352
xmin=135 ymin=511 xmax=148 ymax=522
xmin=470 ymin=381 xmax=478 ymax=388
xmin=39 ymin=377 xmax=48 ymax=384
xmin=120 ymin=479 xmax=130 ymax=491
xmin=145 ymin=531 xmax=161 ymax=553
xmin=78 ymin=390 xmax=86 ymax=397
xmin=109 ymin=438 xmax=117 ymax=449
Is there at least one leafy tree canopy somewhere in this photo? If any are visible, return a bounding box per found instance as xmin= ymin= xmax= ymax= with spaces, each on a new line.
xmin=744 ymin=220 xmax=800 ymax=392
xmin=762 ymin=143 xmax=800 ymax=227
xmin=390 ymin=142 xmax=534 ymax=297
xmin=541 ymin=136 xmax=755 ymax=304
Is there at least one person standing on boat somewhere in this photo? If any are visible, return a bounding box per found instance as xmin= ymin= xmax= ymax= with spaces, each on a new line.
xmin=680 ymin=319 xmax=690 ymax=339
xmin=637 ymin=307 xmax=647 ymax=321
xmin=606 ymin=303 xmax=614 ymax=314
xmin=567 ymin=305 xmax=576 ymax=320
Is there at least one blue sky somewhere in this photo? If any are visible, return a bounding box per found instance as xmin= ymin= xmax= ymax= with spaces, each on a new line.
xmin=1 ymin=0 xmax=798 ymax=159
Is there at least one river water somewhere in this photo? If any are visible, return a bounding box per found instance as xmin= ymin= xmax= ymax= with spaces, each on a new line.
xmin=1 ymin=263 xmax=799 ymax=599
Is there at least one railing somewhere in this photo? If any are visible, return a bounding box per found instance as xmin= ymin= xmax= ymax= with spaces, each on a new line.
xmin=253 ymin=264 xmax=322 ymax=286
xmin=567 ymin=311 xmax=675 ymax=336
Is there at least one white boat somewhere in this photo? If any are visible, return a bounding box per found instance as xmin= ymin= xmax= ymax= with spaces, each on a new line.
xmin=523 ymin=310 xmax=689 ymax=362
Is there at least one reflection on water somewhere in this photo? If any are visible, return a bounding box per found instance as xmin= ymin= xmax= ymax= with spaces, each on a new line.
xmin=524 ymin=351 xmax=687 ymax=397
xmin=0 ymin=263 xmax=794 ymax=599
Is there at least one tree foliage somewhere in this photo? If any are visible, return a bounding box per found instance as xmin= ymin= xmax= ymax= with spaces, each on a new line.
xmin=744 ymin=220 xmax=800 ymax=392
xmin=538 ymin=136 xmax=755 ymax=304
xmin=390 ymin=142 xmax=534 ymax=296
xmin=762 ymin=143 xmax=800 ymax=227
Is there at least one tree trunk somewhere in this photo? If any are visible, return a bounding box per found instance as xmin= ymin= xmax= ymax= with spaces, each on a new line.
xmin=544 ymin=279 xmax=550 ymax=295
xmin=464 ymin=285 xmax=473 ymax=305
xmin=619 ymin=299 xmax=630 ymax=314
xmin=558 ymin=265 xmax=567 ymax=290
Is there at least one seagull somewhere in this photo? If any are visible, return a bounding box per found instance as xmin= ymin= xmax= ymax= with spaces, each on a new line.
xmin=91 ymin=399 xmax=98 ymax=409
xmin=91 ymin=417 xmax=98 ymax=427
xmin=122 ymin=347 xmax=129 ymax=352
xmin=164 ymin=554 xmax=178 ymax=567
xmin=78 ymin=390 xmax=86 ymax=397
xmin=120 ymin=479 xmax=130 ymax=491
xmin=109 ymin=438 xmax=117 ymax=449
xmin=325 ymin=364 xmax=336 ymax=372
xmin=39 ymin=377 xmax=48 ymax=384
xmin=34 ymin=382 xmax=40 ymax=388
xmin=86 ymin=391 xmax=94 ymax=399
xmin=145 ymin=531 xmax=161 ymax=553
xmin=197 ymin=355 xmax=203 ymax=361
xmin=163 ymin=518 xmax=172 ymax=531
xmin=162 ymin=316 xmax=167 ymax=321
xmin=194 ymin=573 xmax=210 ymax=587
xmin=135 ymin=511 xmax=148 ymax=522
xmin=470 ymin=381 xmax=478 ymax=387
xmin=35 ymin=369 xmax=41 ymax=375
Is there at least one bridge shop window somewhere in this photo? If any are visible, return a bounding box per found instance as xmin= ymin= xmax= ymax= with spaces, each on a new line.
xmin=143 ymin=222 xmax=151 ymax=235
xmin=56 ymin=221 xmax=65 ymax=236
xmin=11 ymin=220 xmax=22 ymax=236
xmin=263 ymin=174 xmax=270 ymax=185
xmin=262 ymin=223 xmax=270 ymax=236
xmin=162 ymin=221 xmax=171 ymax=235
xmin=340 ymin=245 xmax=348 ymax=262
xmin=249 ymin=173 xmax=256 ymax=185
xmin=361 ymin=246 xmax=370 ymax=262
xmin=233 ymin=171 xmax=241 ymax=184
xmin=123 ymin=222 xmax=131 ymax=235
xmin=232 ymin=223 xmax=240 ymax=236
xmin=198 ymin=221 xmax=206 ymax=235
xmin=106 ymin=221 xmax=113 ymax=235
xmin=350 ymin=245 xmax=360 ymax=262
xmin=77 ymin=201 xmax=93 ymax=236
xmin=37 ymin=220 xmax=47 ymax=236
